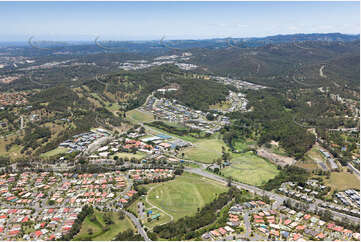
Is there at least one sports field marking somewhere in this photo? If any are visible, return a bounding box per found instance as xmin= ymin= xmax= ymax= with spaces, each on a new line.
xmin=146 ymin=185 xmax=174 ymax=222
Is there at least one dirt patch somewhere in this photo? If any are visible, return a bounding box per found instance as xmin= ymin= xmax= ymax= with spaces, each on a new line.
xmin=256 ymin=148 xmax=296 ymax=167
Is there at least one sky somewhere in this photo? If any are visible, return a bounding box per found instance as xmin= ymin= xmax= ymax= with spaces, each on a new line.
xmin=0 ymin=1 xmax=359 ymax=41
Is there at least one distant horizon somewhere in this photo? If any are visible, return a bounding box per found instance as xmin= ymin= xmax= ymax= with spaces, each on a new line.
xmin=0 ymin=1 xmax=359 ymax=42
xmin=0 ymin=32 xmax=359 ymax=44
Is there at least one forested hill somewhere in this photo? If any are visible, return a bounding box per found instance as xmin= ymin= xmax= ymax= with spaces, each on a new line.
xmin=1 ymin=33 xmax=359 ymax=92
xmin=190 ymin=40 xmax=360 ymax=89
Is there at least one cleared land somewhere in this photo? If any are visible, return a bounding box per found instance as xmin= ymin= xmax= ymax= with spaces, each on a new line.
xmin=209 ymin=101 xmax=231 ymax=111
xmin=143 ymin=172 xmax=228 ymax=221
xmin=232 ymin=139 xmax=256 ymax=152
xmin=0 ymin=135 xmax=24 ymax=159
xmin=40 ymin=147 xmax=69 ymax=158
xmin=74 ymin=210 xmax=135 ymax=241
xmin=182 ymin=136 xmax=228 ymax=163
xmin=221 ymin=152 xmax=280 ymax=186
xmin=324 ymin=171 xmax=360 ymax=191
xmin=111 ymin=151 xmax=147 ymax=160
xmin=295 ymin=159 xmax=319 ymax=171
xmin=126 ymin=109 xmax=154 ymax=123
xmin=144 ymin=122 xmax=199 ymax=143
xmin=302 ymin=144 xmax=329 ymax=171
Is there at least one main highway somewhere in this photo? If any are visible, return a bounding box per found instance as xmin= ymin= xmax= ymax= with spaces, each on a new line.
xmin=184 ymin=167 xmax=360 ymax=225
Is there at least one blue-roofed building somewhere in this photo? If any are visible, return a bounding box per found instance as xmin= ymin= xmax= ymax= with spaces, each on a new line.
xmin=281 ymin=231 xmax=289 ymax=239
xmin=156 ymin=133 xmax=172 ymax=139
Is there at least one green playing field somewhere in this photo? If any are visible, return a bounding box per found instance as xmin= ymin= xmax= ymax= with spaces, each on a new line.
xmin=144 ymin=172 xmax=228 ymax=221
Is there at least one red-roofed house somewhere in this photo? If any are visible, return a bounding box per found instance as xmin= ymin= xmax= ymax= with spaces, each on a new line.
xmin=293 ymin=233 xmax=302 ymax=241
xmin=284 ymin=219 xmax=292 ymax=225
xmin=316 ymin=233 xmax=325 ymax=239
xmin=333 ymin=226 xmax=344 ymax=232
xmin=34 ymin=230 xmax=42 ymax=237
xmin=296 ymin=225 xmax=305 ymax=231
xmin=210 ymin=230 xmax=220 ymax=237
xmin=9 ymin=230 xmax=20 ymax=236
xmin=218 ymin=227 xmax=227 ymax=235
xmin=327 ymin=223 xmax=335 ymax=229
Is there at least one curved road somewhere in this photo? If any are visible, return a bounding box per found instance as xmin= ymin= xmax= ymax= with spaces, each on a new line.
xmin=185 ymin=167 xmax=360 ymax=225
xmin=124 ymin=211 xmax=151 ymax=241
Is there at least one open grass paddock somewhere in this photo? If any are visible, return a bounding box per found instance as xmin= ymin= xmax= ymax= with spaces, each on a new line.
xmin=111 ymin=151 xmax=147 ymax=160
xmin=144 ymin=172 xmax=228 ymax=221
xmin=126 ymin=109 xmax=154 ymax=123
xmin=221 ymin=152 xmax=279 ymax=186
xmin=74 ymin=209 xmax=135 ymax=241
xmin=40 ymin=147 xmax=69 ymax=158
xmin=325 ymin=171 xmax=360 ymax=191
xmin=182 ymin=136 xmax=228 ymax=163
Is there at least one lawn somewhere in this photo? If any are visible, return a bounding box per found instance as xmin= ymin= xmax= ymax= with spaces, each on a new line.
xmin=106 ymin=102 xmax=122 ymax=113
xmin=183 ymin=161 xmax=201 ymax=168
xmin=306 ymin=145 xmax=327 ymax=162
xmin=111 ymin=152 xmax=147 ymax=160
xmin=324 ymin=172 xmax=360 ymax=191
xmin=221 ymin=151 xmax=280 ymax=186
xmin=143 ymin=172 xmax=228 ymax=221
xmin=0 ymin=135 xmax=23 ymax=159
xmin=300 ymin=144 xmax=328 ymax=171
xmin=182 ymin=136 xmax=228 ymax=163
xmin=209 ymin=101 xmax=231 ymax=111
xmin=126 ymin=109 xmax=154 ymax=123
xmin=144 ymin=123 xmax=199 ymax=143
xmin=295 ymin=159 xmax=319 ymax=171
xmin=142 ymin=206 xmax=171 ymax=230
xmin=74 ymin=209 xmax=135 ymax=241
xmin=270 ymin=145 xmax=288 ymax=156
xmin=232 ymin=139 xmax=256 ymax=152
xmin=40 ymin=147 xmax=69 ymax=158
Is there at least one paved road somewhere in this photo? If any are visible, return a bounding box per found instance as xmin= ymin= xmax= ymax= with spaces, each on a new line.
xmin=124 ymin=211 xmax=151 ymax=241
xmin=138 ymin=202 xmax=145 ymax=220
xmin=243 ymin=212 xmax=251 ymax=238
xmin=185 ymin=167 xmax=360 ymax=225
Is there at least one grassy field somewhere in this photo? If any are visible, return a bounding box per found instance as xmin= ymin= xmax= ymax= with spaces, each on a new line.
xmin=209 ymin=101 xmax=231 ymax=111
xmin=0 ymin=135 xmax=23 ymax=159
xmin=40 ymin=147 xmax=69 ymax=158
xmin=221 ymin=152 xmax=279 ymax=186
xmin=74 ymin=209 xmax=135 ymax=241
xmin=324 ymin=171 xmax=360 ymax=191
xmin=183 ymin=161 xmax=201 ymax=168
xmin=182 ymin=136 xmax=228 ymax=163
xmin=295 ymin=159 xmax=319 ymax=171
xmin=111 ymin=152 xmax=147 ymax=160
xmin=106 ymin=102 xmax=122 ymax=113
xmin=126 ymin=109 xmax=154 ymax=123
xmin=306 ymin=145 xmax=326 ymax=162
xmin=270 ymin=145 xmax=288 ymax=156
xmin=143 ymin=172 xmax=228 ymax=221
xmin=300 ymin=144 xmax=328 ymax=171
xmin=232 ymin=139 xmax=256 ymax=152
xmin=144 ymin=123 xmax=199 ymax=143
